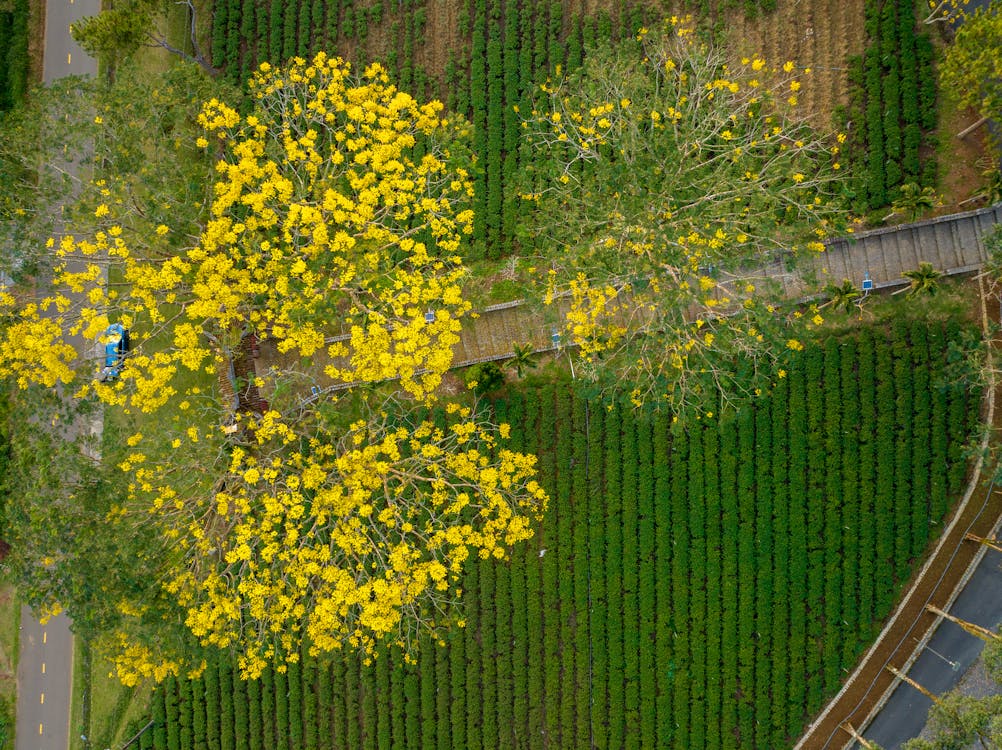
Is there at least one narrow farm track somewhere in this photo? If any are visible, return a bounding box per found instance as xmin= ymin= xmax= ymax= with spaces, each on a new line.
xmin=794 ymin=281 xmax=1002 ymax=750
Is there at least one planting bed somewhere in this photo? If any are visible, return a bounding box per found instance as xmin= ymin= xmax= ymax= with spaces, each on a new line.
xmin=142 ymin=319 xmax=980 ymax=750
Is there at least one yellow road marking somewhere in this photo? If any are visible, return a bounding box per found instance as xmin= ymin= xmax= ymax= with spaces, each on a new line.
xmin=67 ymin=53 xmax=72 ymax=64
xmin=40 ymin=693 xmax=45 ymax=705
xmin=42 ymin=631 xmax=47 ymax=644
xmin=39 ymin=724 xmax=43 ymax=735
xmin=41 ymin=663 xmax=46 ymax=674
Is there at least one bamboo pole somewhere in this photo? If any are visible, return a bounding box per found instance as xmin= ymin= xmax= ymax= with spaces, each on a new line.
xmin=887 ymin=665 xmax=939 ymax=702
xmin=965 ymin=532 xmax=1002 ymax=554
xmin=957 ymin=116 xmax=990 ymax=140
xmin=841 ymin=723 xmax=880 ymax=749
xmin=926 ymin=604 xmax=1002 ymax=642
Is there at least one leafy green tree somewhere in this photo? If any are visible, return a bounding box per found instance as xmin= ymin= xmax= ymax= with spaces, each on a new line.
xmin=70 ymin=3 xmax=154 ymax=64
xmin=516 ymin=17 xmax=847 ymax=413
xmin=71 ymin=0 xmax=218 ymax=74
xmin=940 ymin=1 xmax=1002 ymax=129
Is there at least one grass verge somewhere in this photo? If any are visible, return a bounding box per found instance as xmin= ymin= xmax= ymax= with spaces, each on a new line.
xmin=0 ymin=584 xmax=19 ymax=750
xmin=68 ymin=638 xmax=89 ymax=750
xmin=69 ymin=639 xmax=151 ymax=750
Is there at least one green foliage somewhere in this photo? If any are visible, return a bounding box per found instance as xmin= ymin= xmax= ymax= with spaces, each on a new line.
xmin=892 ymin=182 xmax=937 ymax=221
xmin=903 ymin=261 xmax=944 ymax=297
xmin=0 ymin=0 xmax=30 ymax=110
xmin=940 ymin=1 xmax=1002 ymax=124
xmin=0 ymin=694 xmax=10 ymax=750
xmin=463 ymin=360 xmax=505 ymax=395
xmin=71 ymin=3 xmax=153 ymax=63
xmin=143 ymin=321 xmax=981 ymax=749
xmin=847 ymin=0 xmax=939 ymax=210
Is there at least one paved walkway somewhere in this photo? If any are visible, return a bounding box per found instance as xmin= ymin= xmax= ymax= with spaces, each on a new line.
xmin=447 ymin=203 xmax=1002 ymax=370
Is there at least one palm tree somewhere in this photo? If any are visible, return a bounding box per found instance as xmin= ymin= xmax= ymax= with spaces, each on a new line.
xmin=890 ymin=182 xmax=938 ymax=222
xmin=822 ymin=279 xmax=863 ymax=314
xmin=902 ymin=262 xmax=942 ymax=298
xmin=506 ymin=342 xmax=539 ymax=378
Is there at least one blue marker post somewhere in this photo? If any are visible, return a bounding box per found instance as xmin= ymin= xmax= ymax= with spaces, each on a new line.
xmin=862 ymin=271 xmax=873 ymax=294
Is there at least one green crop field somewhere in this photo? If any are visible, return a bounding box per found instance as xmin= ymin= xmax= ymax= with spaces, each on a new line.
xmin=203 ymin=0 xmax=881 ymax=256
xmin=138 ymin=318 xmax=979 ymax=750
xmin=843 ymin=0 xmax=939 ymax=209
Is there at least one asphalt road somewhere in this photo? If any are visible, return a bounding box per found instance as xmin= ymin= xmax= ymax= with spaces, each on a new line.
xmin=42 ymin=0 xmax=99 ymax=82
xmin=14 ymin=612 xmax=75 ymax=750
xmin=14 ymin=4 xmax=102 ymax=750
xmin=859 ymin=546 xmax=1002 ymax=749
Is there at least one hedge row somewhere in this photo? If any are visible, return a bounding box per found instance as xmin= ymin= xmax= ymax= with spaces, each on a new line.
xmin=844 ymin=0 xmax=938 ymax=210
xmin=145 ymin=320 xmax=979 ymax=749
xmin=0 ymin=0 xmax=30 ymax=112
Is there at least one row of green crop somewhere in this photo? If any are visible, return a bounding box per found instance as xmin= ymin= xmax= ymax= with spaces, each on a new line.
xmin=210 ymin=0 xmax=436 ymax=98
xmin=207 ymin=0 xmax=655 ymax=259
xmin=143 ymin=320 xmax=979 ymax=750
xmin=844 ymin=0 xmax=938 ymax=210
xmin=0 ymin=0 xmax=31 ymax=112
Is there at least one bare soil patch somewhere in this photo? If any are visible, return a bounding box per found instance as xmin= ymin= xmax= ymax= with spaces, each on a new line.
xmin=418 ymin=0 xmax=466 ymax=84
xmin=933 ymin=99 xmax=992 ymax=216
xmin=721 ymin=0 xmax=867 ymax=129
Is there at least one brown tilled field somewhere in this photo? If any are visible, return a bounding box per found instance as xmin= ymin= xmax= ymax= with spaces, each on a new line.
xmin=719 ymin=0 xmax=867 ymax=127
xmin=417 ymin=0 xmax=867 ymax=129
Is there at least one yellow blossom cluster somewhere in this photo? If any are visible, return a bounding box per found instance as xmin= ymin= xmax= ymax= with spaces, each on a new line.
xmin=0 ymin=53 xmax=475 ymax=408
xmin=0 ymin=54 xmax=547 ymax=681
xmin=132 ymin=409 xmax=546 ymax=678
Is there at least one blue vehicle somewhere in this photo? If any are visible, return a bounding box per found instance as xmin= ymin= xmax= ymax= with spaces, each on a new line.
xmin=99 ymin=323 xmax=130 ymax=381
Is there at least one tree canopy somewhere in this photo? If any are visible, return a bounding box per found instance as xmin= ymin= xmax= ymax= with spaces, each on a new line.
xmin=0 ymin=55 xmax=545 ymax=682
xmin=516 ymin=17 xmax=848 ymax=413
xmin=940 ymin=1 xmax=1002 ymax=123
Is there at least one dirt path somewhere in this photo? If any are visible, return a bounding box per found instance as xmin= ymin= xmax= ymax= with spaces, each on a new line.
xmin=795 ymin=280 xmax=1002 ymax=749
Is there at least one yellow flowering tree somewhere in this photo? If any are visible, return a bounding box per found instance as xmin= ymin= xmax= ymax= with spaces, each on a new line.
xmin=517 ymin=18 xmax=847 ymax=412
xmin=0 ymin=54 xmax=545 ymax=681
xmin=940 ymin=1 xmax=1002 ymax=128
